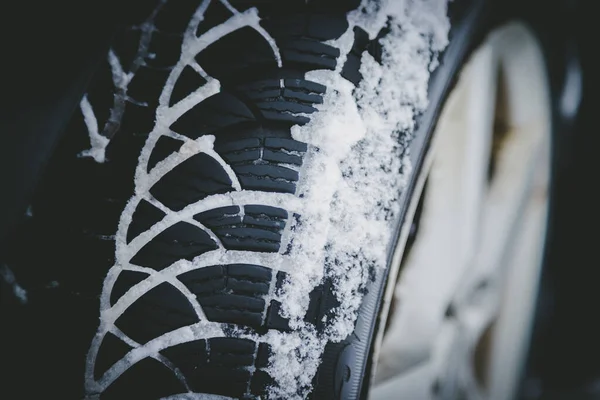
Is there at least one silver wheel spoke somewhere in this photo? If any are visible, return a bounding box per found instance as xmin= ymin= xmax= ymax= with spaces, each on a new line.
xmin=374 ymin=40 xmax=499 ymax=382
xmin=372 ymin=23 xmax=553 ymax=400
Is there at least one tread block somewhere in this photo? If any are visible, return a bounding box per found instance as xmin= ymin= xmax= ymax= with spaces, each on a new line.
xmin=178 ymin=264 xmax=273 ymax=328
xmin=215 ymin=137 xmax=262 ymax=154
xmin=147 ymin=135 xmax=185 ymax=172
xmin=260 ymin=14 xmax=347 ymax=71
xmin=196 ymin=27 xmax=279 ymax=82
xmin=250 ymin=369 xmax=275 ymax=397
xmin=260 ymin=109 xmax=310 ymax=125
xmin=115 ymin=282 xmax=200 ymax=344
xmin=368 ymin=25 xmax=390 ymax=64
xmin=284 ymin=78 xmax=327 ymax=97
xmin=341 ymin=26 xmax=371 ymax=85
xmin=341 ymin=52 xmax=362 ymax=85
xmin=256 ymin=100 xmax=317 ymax=122
xmin=195 ymin=205 xmax=242 ymax=227
xmin=342 ymin=26 xmax=385 ymax=84
xmin=195 ymin=205 xmax=288 ymax=252
xmin=94 ymin=332 xmax=133 ymax=380
xmin=262 ymin=276 xmax=342 ymax=332
xmin=262 ymin=148 xmax=302 ymax=165
xmin=110 ymin=270 xmax=151 ymax=306
xmin=306 ymin=13 xmax=351 ymax=39
xmin=222 ymin=148 xmax=262 ymax=164
xmin=195 ymin=206 xmax=242 ymax=228
xmin=281 ymin=87 xmax=324 ymax=104
xmin=230 ymin=0 xmax=360 ymax=13
xmin=217 ymin=136 xmax=307 ymax=172
xmin=130 ymin=221 xmax=218 ymax=270
xmin=261 ymin=13 xmax=349 ymax=42
xmin=168 ymin=65 xmax=208 ymax=107
xmin=265 ymin=136 xmax=308 ymax=152
xmin=244 ymin=205 xmax=288 ymax=227
xmin=234 ymin=164 xmax=299 ymax=193
xmin=234 ymin=78 xmax=325 ymax=125
xmin=280 ymin=38 xmax=340 ymax=71
xmin=149 ymin=152 xmax=234 ymax=211
xmin=304 ymin=279 xmax=341 ymax=331
xmin=101 ymin=358 xmax=186 ymax=400
xmin=126 ymin=199 xmax=166 ymax=243
xmin=161 ymin=337 xmax=266 ymax=398
xmin=214 ymin=227 xmax=281 ymax=252
xmin=263 ymin=270 xmax=292 ymax=331
xmin=170 ymin=92 xmax=256 ymax=139
xmin=265 ymin=301 xmax=292 ymax=331
xmin=209 ymin=337 xmax=256 ymax=366
xmin=189 ymin=366 xmax=251 ymax=398
xmin=201 ymin=294 xmax=265 ymax=311
xmin=160 ymin=339 xmax=208 ymax=372
xmin=228 ymin=263 xmax=273 ymax=281
xmin=256 ymin=342 xmax=272 ymax=369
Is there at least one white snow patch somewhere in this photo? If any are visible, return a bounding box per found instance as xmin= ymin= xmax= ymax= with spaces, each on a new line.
xmin=263 ymin=1 xmax=450 ymax=397
xmin=0 ymin=263 xmax=28 ymax=304
xmin=79 ymin=95 xmax=110 ymax=163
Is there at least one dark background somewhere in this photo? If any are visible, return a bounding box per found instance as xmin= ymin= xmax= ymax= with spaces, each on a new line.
xmin=519 ymin=0 xmax=599 ymax=398
xmin=0 ymin=0 xmax=597 ymax=398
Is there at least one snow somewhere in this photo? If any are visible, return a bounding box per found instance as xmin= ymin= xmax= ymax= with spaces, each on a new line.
xmin=265 ymin=1 xmax=450 ymax=397
xmin=79 ymin=0 xmax=166 ymax=163
xmin=0 ymin=263 xmax=28 ymax=304
xmin=85 ymin=0 xmax=450 ymax=398
xmin=79 ymin=95 xmax=110 ymax=163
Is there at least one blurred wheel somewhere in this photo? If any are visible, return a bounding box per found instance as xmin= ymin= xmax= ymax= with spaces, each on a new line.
xmin=371 ymin=22 xmax=552 ymax=400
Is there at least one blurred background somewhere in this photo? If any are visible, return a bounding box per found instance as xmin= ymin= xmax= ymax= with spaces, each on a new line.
xmin=518 ymin=0 xmax=599 ymax=398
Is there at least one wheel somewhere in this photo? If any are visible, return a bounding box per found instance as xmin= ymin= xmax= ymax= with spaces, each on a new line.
xmin=0 ymin=1 xmax=561 ymax=400
xmin=370 ymin=21 xmax=553 ymax=400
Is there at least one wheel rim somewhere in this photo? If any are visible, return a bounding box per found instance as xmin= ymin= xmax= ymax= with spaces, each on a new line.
xmin=370 ymin=22 xmax=552 ymax=400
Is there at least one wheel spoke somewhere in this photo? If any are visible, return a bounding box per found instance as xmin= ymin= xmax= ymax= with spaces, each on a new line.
xmin=441 ymin=25 xmax=552 ymax=399
xmin=373 ymin=23 xmax=553 ymax=400
xmin=376 ymin=43 xmax=500 ymax=381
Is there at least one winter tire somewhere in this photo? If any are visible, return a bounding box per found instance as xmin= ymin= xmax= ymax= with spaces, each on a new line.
xmin=0 ymin=1 xmax=572 ymax=400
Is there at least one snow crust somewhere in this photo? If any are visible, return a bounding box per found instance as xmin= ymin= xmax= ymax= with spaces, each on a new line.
xmin=85 ymin=0 xmax=450 ymax=398
xmin=265 ymin=1 xmax=450 ymax=397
